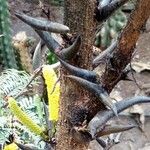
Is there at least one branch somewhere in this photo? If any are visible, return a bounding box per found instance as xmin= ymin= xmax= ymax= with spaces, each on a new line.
xmin=101 ymin=0 xmax=150 ymax=92
xmin=95 ymin=0 xmax=129 ymax=22
xmin=88 ymin=96 xmax=150 ymax=138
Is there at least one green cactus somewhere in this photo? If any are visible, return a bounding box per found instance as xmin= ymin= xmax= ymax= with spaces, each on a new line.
xmin=12 ymin=32 xmax=35 ymax=73
xmin=95 ymin=9 xmax=127 ymax=49
xmin=50 ymin=0 xmax=64 ymax=6
xmin=0 ymin=0 xmax=18 ymax=69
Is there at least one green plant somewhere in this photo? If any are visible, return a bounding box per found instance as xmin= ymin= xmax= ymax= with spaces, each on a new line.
xmin=0 ymin=0 xmax=18 ymax=69
xmin=0 ymin=66 xmax=60 ymax=148
xmin=0 ymin=69 xmax=45 ymax=148
xmin=47 ymin=51 xmax=58 ymax=64
xmin=95 ymin=9 xmax=127 ymax=49
xmin=50 ymin=0 xmax=64 ymax=6
xmin=12 ymin=32 xmax=34 ymax=73
xmin=0 ymin=69 xmax=31 ymax=98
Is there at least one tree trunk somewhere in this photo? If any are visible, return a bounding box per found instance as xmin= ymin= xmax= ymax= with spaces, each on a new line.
xmin=56 ymin=0 xmax=101 ymax=150
xmin=56 ymin=0 xmax=150 ymax=150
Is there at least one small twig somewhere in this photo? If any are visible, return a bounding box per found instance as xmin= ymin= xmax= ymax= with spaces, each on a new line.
xmin=43 ymin=100 xmax=52 ymax=138
xmin=50 ymin=76 xmax=60 ymax=95
xmin=14 ymin=66 xmax=43 ymax=99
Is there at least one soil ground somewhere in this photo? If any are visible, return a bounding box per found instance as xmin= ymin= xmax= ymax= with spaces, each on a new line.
xmin=9 ymin=0 xmax=150 ymax=149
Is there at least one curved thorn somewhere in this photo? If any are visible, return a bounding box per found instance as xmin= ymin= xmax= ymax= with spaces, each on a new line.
xmin=88 ymin=96 xmax=150 ymax=138
xmin=66 ymin=75 xmax=103 ymax=94
xmin=58 ymin=35 xmax=81 ymax=60
xmin=15 ymin=12 xmax=70 ymax=33
xmin=98 ymin=0 xmax=112 ymax=9
xmin=93 ymin=41 xmax=117 ymax=67
xmin=97 ymin=124 xmax=137 ymax=137
xmin=100 ymin=93 xmax=118 ymax=116
xmin=66 ymin=75 xmax=117 ymax=115
xmin=95 ymin=0 xmax=128 ymax=22
xmin=96 ymin=137 xmax=107 ymax=148
xmin=58 ymin=58 xmax=97 ymax=82
xmin=35 ymin=30 xmax=61 ymax=53
xmin=42 ymin=62 xmax=60 ymax=73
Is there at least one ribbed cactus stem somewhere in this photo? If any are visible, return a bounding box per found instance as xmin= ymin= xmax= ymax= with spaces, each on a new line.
xmin=12 ymin=32 xmax=33 ymax=73
xmin=0 ymin=0 xmax=18 ymax=69
xmin=95 ymin=9 xmax=127 ymax=48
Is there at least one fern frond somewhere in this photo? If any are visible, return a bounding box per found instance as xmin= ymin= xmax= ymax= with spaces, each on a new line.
xmin=0 ymin=69 xmax=31 ymax=98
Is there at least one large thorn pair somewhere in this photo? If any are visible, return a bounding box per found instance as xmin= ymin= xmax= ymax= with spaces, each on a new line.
xmin=15 ymin=12 xmax=81 ymax=60
xmin=88 ymin=96 xmax=150 ymax=138
xmin=58 ymin=57 xmax=117 ymax=115
xmin=35 ymin=30 xmax=81 ymax=60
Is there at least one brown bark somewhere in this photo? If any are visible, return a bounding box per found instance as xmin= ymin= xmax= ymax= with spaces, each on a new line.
xmin=56 ymin=1 xmax=101 ymax=150
xmin=101 ymin=0 xmax=150 ymax=92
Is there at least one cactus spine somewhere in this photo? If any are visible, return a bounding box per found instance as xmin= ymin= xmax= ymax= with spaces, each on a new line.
xmin=0 ymin=0 xmax=18 ymax=69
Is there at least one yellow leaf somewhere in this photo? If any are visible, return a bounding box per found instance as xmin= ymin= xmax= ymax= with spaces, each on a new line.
xmin=42 ymin=65 xmax=60 ymax=121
